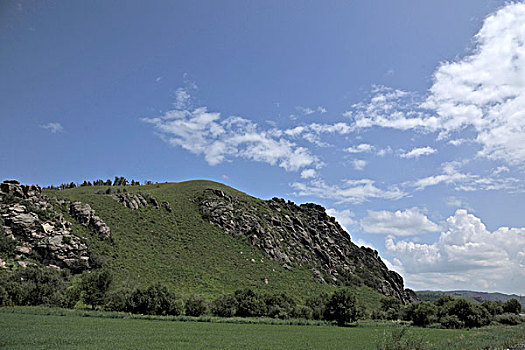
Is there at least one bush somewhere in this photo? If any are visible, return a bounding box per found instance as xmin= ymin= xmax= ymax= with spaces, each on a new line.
xmin=324 ymin=288 xmax=357 ymax=326
xmin=211 ymin=294 xmax=238 ymax=317
xmin=439 ymin=315 xmax=464 ymax=329
xmin=503 ymin=299 xmax=522 ymax=315
xmin=291 ymin=305 xmax=313 ymax=320
xmin=411 ymin=302 xmax=437 ymax=327
xmin=185 ymin=295 xmax=207 ymax=317
xmin=494 ymin=313 xmax=521 ymax=325
xmin=305 ymin=292 xmax=328 ymax=320
xmin=234 ymin=289 xmax=265 ymax=317
xmin=444 ymin=299 xmax=490 ymax=328
xmin=263 ymin=292 xmax=296 ymax=319
xmin=0 ymin=236 xmax=17 ymax=258
xmin=481 ymin=300 xmax=504 ymax=316
xmin=0 ymin=285 xmax=10 ymax=306
xmin=80 ymin=269 xmax=113 ymax=309
xmin=128 ymin=284 xmax=183 ymax=316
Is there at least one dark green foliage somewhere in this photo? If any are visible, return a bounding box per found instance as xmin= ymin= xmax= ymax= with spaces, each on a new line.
xmin=443 ymin=299 xmax=490 ymax=328
xmin=211 ymin=294 xmax=238 ymax=317
xmin=503 ymin=298 xmax=522 ymax=314
xmin=262 ymin=292 xmax=296 ymax=319
xmin=481 ymin=300 xmax=504 ymax=316
xmin=80 ymin=269 xmax=113 ymax=309
xmin=0 ymin=236 xmax=17 ymax=258
xmin=439 ymin=315 xmax=463 ymax=329
xmin=494 ymin=313 xmax=522 ymax=325
xmin=324 ymin=288 xmax=358 ymax=326
xmin=234 ymin=289 xmax=265 ymax=317
xmin=0 ymin=285 xmax=10 ymax=306
xmin=291 ymin=305 xmax=313 ymax=319
xmin=0 ymin=267 xmax=74 ymax=307
xmin=305 ymin=292 xmax=328 ymax=320
xmin=433 ymin=295 xmax=454 ymax=307
xmin=380 ymin=297 xmax=402 ymax=320
xmin=410 ymin=302 xmax=436 ymax=327
xmin=126 ymin=284 xmax=183 ymax=316
xmin=185 ymin=295 xmax=207 ymax=316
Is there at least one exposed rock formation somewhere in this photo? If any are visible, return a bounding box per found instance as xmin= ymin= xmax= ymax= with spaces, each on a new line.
xmin=69 ymin=202 xmax=111 ymax=239
xmin=0 ymin=180 xmax=89 ymax=269
xmin=199 ymin=189 xmax=416 ymax=303
xmin=109 ymin=192 xmax=160 ymax=210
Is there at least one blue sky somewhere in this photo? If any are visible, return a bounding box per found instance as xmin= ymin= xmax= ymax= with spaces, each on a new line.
xmin=2 ymin=0 xmax=525 ymax=294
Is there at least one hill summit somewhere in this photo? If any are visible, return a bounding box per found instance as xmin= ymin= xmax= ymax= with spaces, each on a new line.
xmin=0 ymin=179 xmax=416 ymax=303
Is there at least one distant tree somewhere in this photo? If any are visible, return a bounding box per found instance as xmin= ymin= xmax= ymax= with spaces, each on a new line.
xmin=410 ymin=302 xmax=437 ymax=327
xmin=69 ymin=182 xmax=76 ymax=188
xmin=211 ymin=294 xmax=238 ymax=317
xmin=263 ymin=292 xmax=296 ymax=319
xmin=380 ymin=297 xmax=402 ymax=320
xmin=185 ymin=295 xmax=207 ymax=316
xmin=80 ymin=269 xmax=113 ymax=309
xmin=434 ymin=295 xmax=455 ymax=307
xmin=324 ymin=288 xmax=358 ymax=326
xmin=234 ymin=288 xmax=265 ymax=317
xmin=105 ymin=179 xmax=112 ymax=186
xmin=503 ymin=299 xmax=522 ymax=315
xmin=305 ymin=292 xmax=329 ymax=320
xmin=481 ymin=300 xmax=504 ymax=316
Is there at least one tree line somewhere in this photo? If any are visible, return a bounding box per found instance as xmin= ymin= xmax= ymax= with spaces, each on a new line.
xmin=0 ymin=267 xmax=522 ymax=328
xmin=45 ymin=177 xmax=154 ymax=190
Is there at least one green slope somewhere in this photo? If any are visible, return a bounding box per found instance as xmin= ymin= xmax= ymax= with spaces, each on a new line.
xmin=44 ymin=181 xmax=382 ymax=308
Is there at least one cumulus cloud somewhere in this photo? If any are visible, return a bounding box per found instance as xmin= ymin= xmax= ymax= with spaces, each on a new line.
xmin=345 ymin=143 xmax=375 ymax=153
xmin=143 ymin=106 xmax=321 ymax=172
xmin=386 ymin=209 xmax=525 ymax=294
xmin=326 ymin=208 xmax=355 ymax=232
xmin=400 ymin=146 xmax=436 ymax=159
xmin=41 ymin=122 xmax=64 ymax=134
xmin=346 ymin=3 xmax=525 ymax=166
xmin=291 ymin=178 xmax=406 ymax=204
xmin=352 ymin=159 xmax=367 ymax=171
xmin=300 ymin=169 xmax=317 ymax=179
xmin=361 ymin=207 xmax=441 ymax=236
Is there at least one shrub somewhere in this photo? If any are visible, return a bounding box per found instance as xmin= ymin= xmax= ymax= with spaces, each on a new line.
xmin=0 ymin=285 xmax=10 ymax=306
xmin=291 ymin=305 xmax=313 ymax=320
xmin=305 ymin=293 xmax=328 ymax=320
xmin=444 ymin=299 xmax=490 ymax=328
xmin=503 ymin=299 xmax=522 ymax=315
xmin=494 ymin=313 xmax=521 ymax=325
xmin=411 ymin=302 xmax=437 ymax=327
xmin=80 ymin=269 xmax=113 ymax=309
xmin=263 ymin=292 xmax=296 ymax=319
xmin=481 ymin=300 xmax=504 ymax=316
xmin=0 ymin=236 xmax=17 ymax=258
xmin=128 ymin=284 xmax=183 ymax=316
xmin=324 ymin=288 xmax=358 ymax=326
xmin=185 ymin=295 xmax=207 ymax=317
xmin=439 ymin=315 xmax=464 ymax=329
xmin=234 ymin=289 xmax=265 ymax=317
xmin=211 ymin=294 xmax=238 ymax=317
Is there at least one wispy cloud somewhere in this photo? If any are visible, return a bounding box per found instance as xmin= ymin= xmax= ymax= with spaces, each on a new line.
xmin=41 ymin=122 xmax=64 ymax=134
xmin=291 ymin=178 xmax=406 ymax=204
xmin=400 ymin=146 xmax=436 ymax=159
xmin=361 ymin=207 xmax=441 ymax=236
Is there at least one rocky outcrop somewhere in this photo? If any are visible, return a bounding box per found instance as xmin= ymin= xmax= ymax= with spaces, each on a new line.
xmin=199 ymin=189 xmax=417 ymax=303
xmin=109 ymin=192 xmax=160 ymax=210
xmin=0 ymin=180 xmax=89 ymax=270
xmin=68 ymin=202 xmax=111 ymax=239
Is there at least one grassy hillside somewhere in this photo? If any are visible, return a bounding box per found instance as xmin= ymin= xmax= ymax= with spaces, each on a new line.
xmin=44 ymin=180 xmax=382 ymax=307
xmin=417 ymin=290 xmax=525 ymax=308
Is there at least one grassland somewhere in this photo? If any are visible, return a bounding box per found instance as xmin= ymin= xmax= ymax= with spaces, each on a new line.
xmin=43 ymin=181 xmax=383 ymax=308
xmin=1 ymin=307 xmax=524 ymax=350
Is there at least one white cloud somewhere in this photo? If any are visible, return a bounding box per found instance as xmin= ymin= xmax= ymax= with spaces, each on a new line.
xmin=352 ymin=159 xmax=367 ymax=171
xmin=345 ymin=143 xmax=375 ymax=153
xmin=377 ymin=146 xmax=393 ymax=157
xmin=386 ymin=209 xmax=525 ymax=294
xmin=346 ymin=3 xmax=525 ymax=166
xmin=296 ymin=106 xmax=327 ymax=115
xmin=143 ymin=106 xmax=321 ymax=172
xmin=326 ymin=208 xmax=355 ymax=232
xmin=400 ymin=146 xmax=436 ymax=159
xmin=361 ymin=207 xmax=441 ymax=236
xmin=291 ymin=178 xmax=406 ymax=204
xmin=300 ymin=169 xmax=317 ymax=179
xmin=41 ymin=122 xmax=64 ymax=134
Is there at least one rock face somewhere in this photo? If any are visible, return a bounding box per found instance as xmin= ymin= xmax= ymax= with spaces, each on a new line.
xmin=69 ymin=202 xmax=111 ymax=239
xmin=110 ymin=192 xmax=160 ymax=210
xmin=199 ymin=189 xmax=417 ymax=303
xmin=0 ymin=180 xmax=89 ymax=269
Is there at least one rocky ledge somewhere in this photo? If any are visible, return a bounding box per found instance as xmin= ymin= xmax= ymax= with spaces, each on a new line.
xmin=199 ymin=188 xmax=417 ymax=303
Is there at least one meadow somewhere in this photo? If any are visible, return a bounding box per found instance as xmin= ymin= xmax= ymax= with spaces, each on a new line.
xmin=1 ymin=307 xmax=524 ymax=350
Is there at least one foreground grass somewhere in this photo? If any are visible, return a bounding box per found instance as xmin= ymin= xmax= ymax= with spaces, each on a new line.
xmin=1 ymin=307 xmax=524 ymax=349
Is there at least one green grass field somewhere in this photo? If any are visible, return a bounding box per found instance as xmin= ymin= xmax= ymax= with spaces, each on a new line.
xmin=1 ymin=307 xmax=524 ymax=350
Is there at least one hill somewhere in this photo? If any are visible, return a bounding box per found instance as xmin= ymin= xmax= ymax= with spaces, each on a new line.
xmin=417 ymin=290 xmax=525 ymax=308
xmin=0 ymin=179 xmax=416 ymax=307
